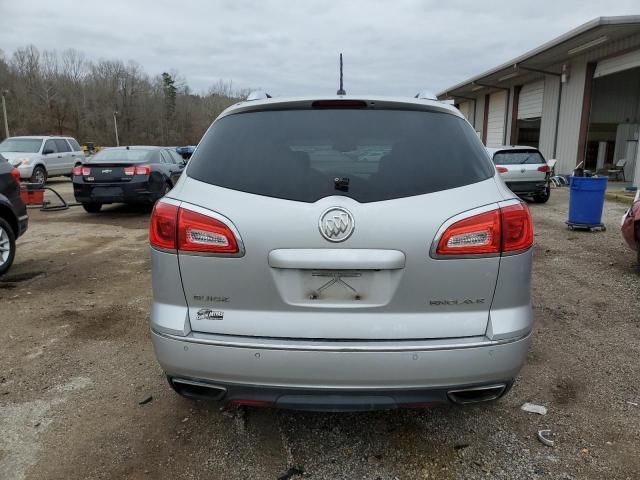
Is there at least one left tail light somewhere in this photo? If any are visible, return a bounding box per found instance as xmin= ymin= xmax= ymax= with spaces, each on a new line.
xmin=10 ymin=167 xmax=20 ymax=185
xmin=149 ymin=201 xmax=241 ymax=255
xmin=434 ymin=202 xmax=533 ymax=257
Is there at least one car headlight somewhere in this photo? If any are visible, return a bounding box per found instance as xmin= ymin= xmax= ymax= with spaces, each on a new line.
xmin=15 ymin=158 xmax=32 ymax=166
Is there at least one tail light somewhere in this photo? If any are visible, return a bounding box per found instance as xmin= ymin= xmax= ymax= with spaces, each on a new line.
xmin=435 ymin=203 xmax=533 ymax=257
xmin=72 ymin=165 xmax=82 ymax=176
xmin=10 ymin=167 xmax=21 ymax=185
xmin=149 ymin=202 xmax=179 ymax=250
xmin=496 ymin=166 xmax=508 ymax=173
xmin=124 ymin=165 xmax=151 ymax=176
xmin=178 ymin=208 xmax=239 ymax=254
xmin=149 ymin=201 xmax=241 ymax=255
xmin=74 ymin=166 xmax=91 ymax=176
xmin=537 ymin=165 xmax=550 ymax=173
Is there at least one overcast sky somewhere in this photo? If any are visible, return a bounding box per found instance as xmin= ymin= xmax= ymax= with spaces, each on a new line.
xmin=1 ymin=0 xmax=638 ymax=96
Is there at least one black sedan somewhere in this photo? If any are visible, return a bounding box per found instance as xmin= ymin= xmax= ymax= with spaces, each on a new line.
xmin=0 ymin=153 xmax=28 ymax=275
xmin=73 ymin=146 xmax=185 ymax=213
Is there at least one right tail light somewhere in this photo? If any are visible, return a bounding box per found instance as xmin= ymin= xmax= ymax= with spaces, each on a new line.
xmin=496 ymin=166 xmax=508 ymax=173
xmin=10 ymin=167 xmax=21 ymax=185
xmin=149 ymin=201 xmax=241 ymax=255
xmin=435 ymin=202 xmax=533 ymax=257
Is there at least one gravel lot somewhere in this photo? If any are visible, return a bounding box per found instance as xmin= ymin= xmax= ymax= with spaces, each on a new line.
xmin=1 ymin=180 xmax=639 ymax=480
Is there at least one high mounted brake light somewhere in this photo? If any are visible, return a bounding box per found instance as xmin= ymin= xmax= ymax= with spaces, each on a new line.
xmin=435 ymin=203 xmax=533 ymax=257
xmin=149 ymin=201 xmax=240 ymax=255
xmin=312 ymin=100 xmax=367 ymax=108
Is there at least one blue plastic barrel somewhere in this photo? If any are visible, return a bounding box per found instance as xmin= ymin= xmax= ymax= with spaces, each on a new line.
xmin=568 ymin=176 xmax=608 ymax=225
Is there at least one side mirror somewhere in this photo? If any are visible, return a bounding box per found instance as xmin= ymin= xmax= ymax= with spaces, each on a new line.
xmin=42 ymin=149 xmax=54 ymax=155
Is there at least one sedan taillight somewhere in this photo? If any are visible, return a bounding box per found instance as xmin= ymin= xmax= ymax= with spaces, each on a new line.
xmin=124 ymin=165 xmax=151 ymax=176
xmin=72 ymin=165 xmax=82 ymax=176
xmin=149 ymin=201 xmax=240 ymax=255
xmin=537 ymin=165 xmax=551 ymax=173
xmin=435 ymin=203 xmax=533 ymax=257
xmin=496 ymin=166 xmax=508 ymax=173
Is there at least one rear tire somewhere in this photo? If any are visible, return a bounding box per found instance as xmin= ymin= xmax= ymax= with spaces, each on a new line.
xmin=533 ymin=186 xmax=551 ymax=203
xmin=30 ymin=166 xmax=47 ymax=186
xmin=82 ymin=202 xmax=102 ymax=213
xmin=0 ymin=217 xmax=17 ymax=276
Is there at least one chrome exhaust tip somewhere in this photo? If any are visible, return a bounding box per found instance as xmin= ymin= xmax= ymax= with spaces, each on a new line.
xmin=447 ymin=384 xmax=507 ymax=405
xmin=170 ymin=378 xmax=227 ymax=401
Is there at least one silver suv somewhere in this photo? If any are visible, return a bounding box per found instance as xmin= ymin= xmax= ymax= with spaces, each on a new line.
xmin=149 ymin=96 xmax=534 ymax=411
xmin=487 ymin=146 xmax=551 ymax=203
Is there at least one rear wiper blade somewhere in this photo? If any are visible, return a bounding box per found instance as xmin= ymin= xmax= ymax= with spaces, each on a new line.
xmin=334 ymin=177 xmax=350 ymax=192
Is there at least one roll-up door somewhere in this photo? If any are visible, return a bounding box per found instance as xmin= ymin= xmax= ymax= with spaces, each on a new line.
xmin=594 ymin=49 xmax=640 ymax=78
xmin=518 ymin=80 xmax=544 ymax=119
xmin=486 ymin=91 xmax=507 ymax=147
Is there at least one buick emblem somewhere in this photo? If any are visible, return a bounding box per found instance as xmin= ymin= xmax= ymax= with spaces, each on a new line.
xmin=319 ymin=207 xmax=355 ymax=242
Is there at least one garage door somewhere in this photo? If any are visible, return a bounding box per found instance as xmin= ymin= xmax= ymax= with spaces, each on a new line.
xmin=486 ymin=91 xmax=507 ymax=147
xmin=594 ymin=49 xmax=640 ymax=78
xmin=518 ymin=80 xmax=544 ymax=119
xmin=457 ymin=101 xmax=472 ymax=122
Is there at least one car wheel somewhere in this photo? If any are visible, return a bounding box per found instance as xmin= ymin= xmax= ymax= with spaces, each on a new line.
xmin=30 ymin=166 xmax=47 ymax=186
xmin=82 ymin=202 xmax=102 ymax=213
xmin=533 ymin=186 xmax=551 ymax=203
xmin=0 ymin=217 xmax=17 ymax=276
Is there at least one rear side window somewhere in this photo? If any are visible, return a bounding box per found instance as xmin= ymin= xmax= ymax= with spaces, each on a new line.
xmin=43 ymin=140 xmax=58 ymax=153
xmin=187 ymin=109 xmax=494 ymax=203
xmin=54 ymin=139 xmax=71 ymax=152
xmin=493 ymin=150 xmax=545 ymax=165
xmin=67 ymin=138 xmax=82 ymax=151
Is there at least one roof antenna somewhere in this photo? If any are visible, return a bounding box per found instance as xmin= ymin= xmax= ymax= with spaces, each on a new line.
xmin=337 ymin=53 xmax=346 ymax=95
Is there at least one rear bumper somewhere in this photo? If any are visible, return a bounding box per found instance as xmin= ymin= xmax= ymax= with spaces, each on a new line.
xmin=73 ymin=179 xmax=160 ymax=204
xmin=151 ymin=329 xmax=531 ymax=407
xmin=505 ymin=181 xmax=548 ymax=195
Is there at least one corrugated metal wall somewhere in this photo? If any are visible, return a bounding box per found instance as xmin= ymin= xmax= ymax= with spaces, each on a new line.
xmin=457 ymin=101 xmax=472 ymax=121
xmin=474 ymin=96 xmax=485 ymax=137
xmin=539 ymin=75 xmax=561 ymax=160
xmin=555 ymin=58 xmax=587 ymax=174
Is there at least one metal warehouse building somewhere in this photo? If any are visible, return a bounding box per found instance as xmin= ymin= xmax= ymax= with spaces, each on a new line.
xmin=438 ymin=16 xmax=640 ymax=186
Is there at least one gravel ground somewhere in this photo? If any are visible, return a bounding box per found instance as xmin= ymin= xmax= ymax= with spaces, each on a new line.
xmin=0 ymin=180 xmax=638 ymax=480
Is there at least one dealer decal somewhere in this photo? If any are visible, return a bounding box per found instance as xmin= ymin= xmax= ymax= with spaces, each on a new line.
xmin=196 ymin=308 xmax=224 ymax=321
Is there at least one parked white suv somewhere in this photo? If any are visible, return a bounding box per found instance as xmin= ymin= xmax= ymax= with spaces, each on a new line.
xmin=0 ymin=136 xmax=85 ymax=185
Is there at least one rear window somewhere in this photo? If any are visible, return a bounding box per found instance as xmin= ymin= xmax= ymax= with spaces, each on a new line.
xmin=187 ymin=109 xmax=494 ymax=203
xmin=67 ymin=138 xmax=82 ymax=151
xmin=493 ymin=150 xmax=545 ymax=165
xmin=89 ymin=148 xmax=154 ymax=163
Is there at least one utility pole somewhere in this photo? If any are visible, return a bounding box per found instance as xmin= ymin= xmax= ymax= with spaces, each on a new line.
xmin=113 ymin=111 xmax=120 ymax=147
xmin=1 ymin=90 xmax=9 ymax=139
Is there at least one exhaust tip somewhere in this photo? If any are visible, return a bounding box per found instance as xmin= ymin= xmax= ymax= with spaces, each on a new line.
xmin=447 ymin=384 xmax=507 ymax=405
xmin=169 ymin=378 xmax=227 ymax=401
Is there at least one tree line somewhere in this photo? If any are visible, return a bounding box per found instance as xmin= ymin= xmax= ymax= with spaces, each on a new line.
xmin=0 ymin=46 xmax=250 ymax=146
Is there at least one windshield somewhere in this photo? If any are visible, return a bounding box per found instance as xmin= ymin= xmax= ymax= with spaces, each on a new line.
xmin=89 ymin=148 xmax=154 ymax=163
xmin=187 ymin=109 xmax=494 ymax=203
xmin=493 ymin=150 xmax=545 ymax=165
xmin=0 ymin=138 xmax=43 ymax=153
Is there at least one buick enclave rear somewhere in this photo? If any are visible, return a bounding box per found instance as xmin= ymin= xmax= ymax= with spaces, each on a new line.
xmin=148 ymin=96 xmax=534 ymax=411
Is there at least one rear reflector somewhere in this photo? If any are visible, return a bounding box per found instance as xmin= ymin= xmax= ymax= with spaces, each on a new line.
xmin=496 ymin=166 xmax=508 ymax=173
xmin=149 ymin=201 xmax=240 ymax=255
xmin=537 ymin=165 xmax=550 ymax=173
xmin=436 ymin=203 xmax=533 ymax=256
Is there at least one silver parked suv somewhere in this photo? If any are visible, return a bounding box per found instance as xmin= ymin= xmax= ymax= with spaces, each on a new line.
xmin=149 ymin=95 xmax=534 ymax=411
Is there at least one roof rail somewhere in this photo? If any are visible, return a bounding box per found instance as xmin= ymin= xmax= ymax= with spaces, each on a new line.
xmin=246 ymin=90 xmax=273 ymax=101
xmin=414 ymin=90 xmax=438 ymax=100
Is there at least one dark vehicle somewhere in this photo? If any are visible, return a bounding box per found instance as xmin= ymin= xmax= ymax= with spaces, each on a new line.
xmin=73 ymin=146 xmax=186 ymax=213
xmin=0 ymin=154 xmax=28 ymax=275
